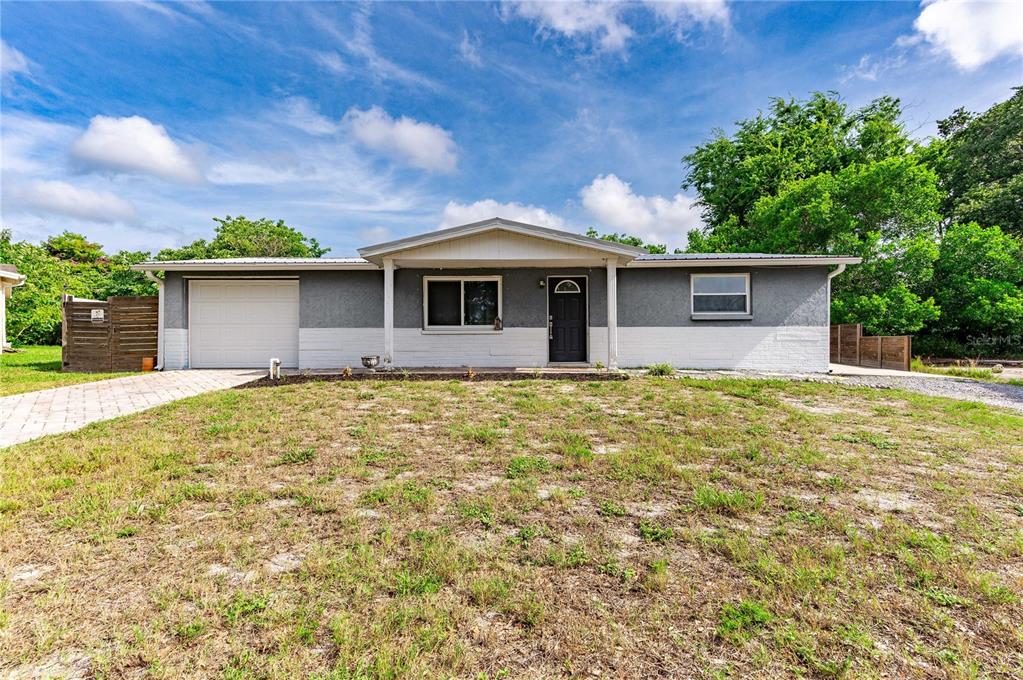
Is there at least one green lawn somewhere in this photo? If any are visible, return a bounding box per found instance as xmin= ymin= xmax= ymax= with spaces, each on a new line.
xmin=1 ymin=378 xmax=1021 ymax=678
xmin=0 ymin=345 xmax=135 ymax=396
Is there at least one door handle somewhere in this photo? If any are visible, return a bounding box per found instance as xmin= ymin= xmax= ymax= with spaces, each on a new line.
xmin=548 ymin=318 xmax=553 ymax=340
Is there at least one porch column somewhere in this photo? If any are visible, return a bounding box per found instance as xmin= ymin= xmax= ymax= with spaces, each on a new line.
xmin=383 ymin=257 xmax=394 ymax=368
xmin=606 ymin=259 xmax=619 ymax=369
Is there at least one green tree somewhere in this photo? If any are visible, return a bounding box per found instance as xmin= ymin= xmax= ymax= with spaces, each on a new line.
xmin=157 ymin=216 xmax=328 ymax=260
xmin=929 ymin=222 xmax=1023 ymax=348
xmin=584 ymin=228 xmax=671 ymax=254
xmin=928 ymin=88 xmax=1023 ymax=236
xmin=44 ymin=231 xmax=106 ymax=262
xmin=683 ymin=92 xmax=942 ymax=335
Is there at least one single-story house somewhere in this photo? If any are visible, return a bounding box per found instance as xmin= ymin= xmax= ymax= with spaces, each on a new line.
xmin=132 ymin=218 xmax=860 ymax=372
xmin=1 ymin=265 xmax=28 ymax=350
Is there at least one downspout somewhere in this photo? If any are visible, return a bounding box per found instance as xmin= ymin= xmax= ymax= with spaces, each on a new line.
xmin=145 ymin=271 xmax=165 ymax=370
xmin=825 ymin=264 xmax=847 ymax=329
xmin=825 ymin=264 xmax=847 ymax=373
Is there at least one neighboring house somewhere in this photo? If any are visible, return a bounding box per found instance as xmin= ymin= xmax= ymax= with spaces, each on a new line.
xmin=0 ymin=265 xmax=27 ymax=350
xmin=131 ymin=218 xmax=860 ymax=372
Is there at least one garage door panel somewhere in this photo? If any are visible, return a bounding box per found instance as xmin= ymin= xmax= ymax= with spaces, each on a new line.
xmin=189 ymin=280 xmax=299 ymax=368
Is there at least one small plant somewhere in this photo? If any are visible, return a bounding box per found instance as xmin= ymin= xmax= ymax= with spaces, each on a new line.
xmin=470 ymin=576 xmax=511 ymax=607
xmin=272 ymin=447 xmax=316 ymax=466
xmin=466 ymin=367 xmax=477 ymax=380
xmin=459 ymin=500 xmax=495 ymax=528
xmin=223 ymin=592 xmax=269 ymax=626
xmin=717 ymin=600 xmax=771 ymax=642
xmin=638 ymin=520 xmax=673 ymax=543
xmin=458 ymin=424 xmax=499 ymax=446
xmin=116 ymin=526 xmax=139 ymax=538
xmin=642 ymin=559 xmax=669 ymax=592
xmin=647 ymin=363 xmax=675 ymax=376
xmin=341 ymin=365 xmax=353 ymax=378
xmin=693 ymin=485 xmax=764 ymax=514
xmin=174 ymin=618 xmax=206 ymax=641
xmin=506 ymin=455 xmax=551 ymax=479
xmin=598 ymin=500 xmax=627 ymax=518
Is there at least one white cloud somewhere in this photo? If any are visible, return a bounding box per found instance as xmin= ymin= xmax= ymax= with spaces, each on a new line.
xmin=459 ymin=30 xmax=483 ymax=67
xmin=358 ymin=225 xmax=392 ymax=243
xmin=440 ymin=199 xmax=565 ymax=229
xmin=307 ymin=6 xmax=441 ymax=90
xmin=504 ymin=1 xmax=634 ymax=51
xmin=277 ymin=97 xmax=339 ymax=135
xmin=70 ymin=115 xmax=202 ymax=183
xmin=502 ymin=1 xmax=729 ymax=52
xmin=840 ymin=52 xmax=907 ymax=83
xmin=911 ymin=0 xmax=1023 ymax=70
xmin=1 ymin=39 xmax=32 ymax=79
xmin=11 ymin=180 xmax=137 ymax=223
xmin=344 ymin=106 xmax=458 ymax=173
xmin=644 ymin=0 xmax=730 ymax=38
xmin=580 ymin=174 xmax=701 ymax=248
xmin=313 ymin=50 xmax=348 ymax=75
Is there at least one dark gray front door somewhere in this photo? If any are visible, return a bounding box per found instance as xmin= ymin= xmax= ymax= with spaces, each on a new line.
xmin=548 ymin=277 xmax=587 ymax=362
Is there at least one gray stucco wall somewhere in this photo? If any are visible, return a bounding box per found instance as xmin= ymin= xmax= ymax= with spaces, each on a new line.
xmin=161 ymin=265 xmax=826 ymax=331
xmin=618 ymin=266 xmax=829 ymax=327
xmin=394 ymin=268 xmax=607 ymax=328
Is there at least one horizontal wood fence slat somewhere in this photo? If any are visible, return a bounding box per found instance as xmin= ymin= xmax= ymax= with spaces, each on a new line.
xmin=830 ymin=323 xmax=911 ymax=372
xmin=62 ymin=296 xmax=158 ymax=372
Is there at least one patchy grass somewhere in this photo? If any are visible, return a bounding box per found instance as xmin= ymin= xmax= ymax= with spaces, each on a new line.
xmin=1 ymin=377 xmax=1022 ymax=677
xmin=0 ymin=345 xmax=135 ymax=396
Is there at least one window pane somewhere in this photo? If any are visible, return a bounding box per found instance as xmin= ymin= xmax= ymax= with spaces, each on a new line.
xmin=693 ymin=275 xmax=746 ymax=295
xmin=427 ymin=281 xmax=460 ymax=326
xmin=463 ymin=280 xmax=498 ymax=325
xmin=693 ymin=294 xmax=747 ymax=313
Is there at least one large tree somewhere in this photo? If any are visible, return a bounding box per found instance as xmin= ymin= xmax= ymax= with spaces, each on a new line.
xmin=683 ymin=92 xmax=942 ymax=335
xmin=926 ymin=88 xmax=1023 ymax=236
xmin=157 ymin=216 xmax=329 ymax=260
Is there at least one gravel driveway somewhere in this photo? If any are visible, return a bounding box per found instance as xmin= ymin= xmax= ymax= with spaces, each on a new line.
xmin=830 ymin=375 xmax=1023 ymax=413
xmin=665 ymin=369 xmax=1023 ymax=414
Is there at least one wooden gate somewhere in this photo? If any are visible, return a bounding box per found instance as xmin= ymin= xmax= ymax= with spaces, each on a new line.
xmin=62 ymin=296 xmax=158 ymax=372
xmin=830 ymin=324 xmax=911 ymax=372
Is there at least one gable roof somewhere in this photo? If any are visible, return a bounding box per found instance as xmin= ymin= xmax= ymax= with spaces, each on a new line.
xmin=357 ymin=217 xmax=647 ymax=263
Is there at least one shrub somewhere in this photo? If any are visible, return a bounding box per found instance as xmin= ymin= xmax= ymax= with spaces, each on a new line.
xmin=647 ymin=363 xmax=675 ymax=376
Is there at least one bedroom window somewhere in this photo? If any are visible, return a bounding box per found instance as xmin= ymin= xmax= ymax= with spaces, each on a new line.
xmin=691 ymin=273 xmax=750 ymax=314
xmin=423 ymin=276 xmax=502 ymax=329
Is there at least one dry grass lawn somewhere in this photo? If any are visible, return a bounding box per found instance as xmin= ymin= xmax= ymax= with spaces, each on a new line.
xmin=2 ymin=377 xmax=1022 ymax=678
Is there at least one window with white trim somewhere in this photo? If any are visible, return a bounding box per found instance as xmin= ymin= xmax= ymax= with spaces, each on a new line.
xmin=691 ymin=273 xmax=750 ymax=314
xmin=423 ymin=276 xmax=502 ymax=329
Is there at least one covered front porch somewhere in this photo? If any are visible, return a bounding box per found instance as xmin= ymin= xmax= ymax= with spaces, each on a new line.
xmin=356 ymin=218 xmax=646 ymax=370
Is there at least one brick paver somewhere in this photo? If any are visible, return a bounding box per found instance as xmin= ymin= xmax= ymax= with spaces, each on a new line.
xmin=0 ymin=370 xmax=262 ymax=448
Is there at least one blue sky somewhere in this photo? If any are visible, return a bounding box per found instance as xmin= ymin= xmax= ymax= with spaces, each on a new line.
xmin=2 ymin=1 xmax=1021 ymax=255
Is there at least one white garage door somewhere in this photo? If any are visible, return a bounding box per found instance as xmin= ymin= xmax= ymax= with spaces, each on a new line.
xmin=189 ymin=280 xmax=299 ymax=368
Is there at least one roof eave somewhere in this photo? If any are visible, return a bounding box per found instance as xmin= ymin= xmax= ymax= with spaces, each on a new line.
xmin=627 ymin=257 xmax=863 ymax=268
xmin=130 ymin=261 xmax=379 ymax=272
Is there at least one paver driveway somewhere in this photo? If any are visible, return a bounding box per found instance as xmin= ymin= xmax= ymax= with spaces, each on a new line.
xmin=0 ymin=370 xmax=261 ymax=448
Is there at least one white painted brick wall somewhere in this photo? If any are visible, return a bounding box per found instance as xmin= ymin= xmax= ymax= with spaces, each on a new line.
xmin=164 ymin=329 xmax=189 ymax=370
xmin=617 ymin=326 xmax=829 ymax=372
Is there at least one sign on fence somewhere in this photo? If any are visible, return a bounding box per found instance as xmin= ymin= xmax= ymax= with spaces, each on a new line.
xmin=62 ymin=296 xmax=158 ymax=372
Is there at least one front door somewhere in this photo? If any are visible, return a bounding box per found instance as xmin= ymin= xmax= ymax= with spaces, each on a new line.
xmin=548 ymin=277 xmax=587 ymax=362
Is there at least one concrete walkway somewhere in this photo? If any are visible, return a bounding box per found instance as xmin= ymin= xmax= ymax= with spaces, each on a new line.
xmin=0 ymin=370 xmax=262 ymax=448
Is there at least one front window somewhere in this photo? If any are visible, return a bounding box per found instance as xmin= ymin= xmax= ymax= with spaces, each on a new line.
xmin=691 ymin=273 xmax=750 ymax=314
xmin=424 ymin=276 xmax=501 ymax=329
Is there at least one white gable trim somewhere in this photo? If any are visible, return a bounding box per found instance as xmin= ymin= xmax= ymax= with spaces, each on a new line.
xmin=357 ymin=217 xmax=645 ymax=264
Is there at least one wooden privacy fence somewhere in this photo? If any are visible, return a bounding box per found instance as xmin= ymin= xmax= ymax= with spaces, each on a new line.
xmin=62 ymin=296 xmax=158 ymax=372
xmin=830 ymin=323 xmax=912 ymax=372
